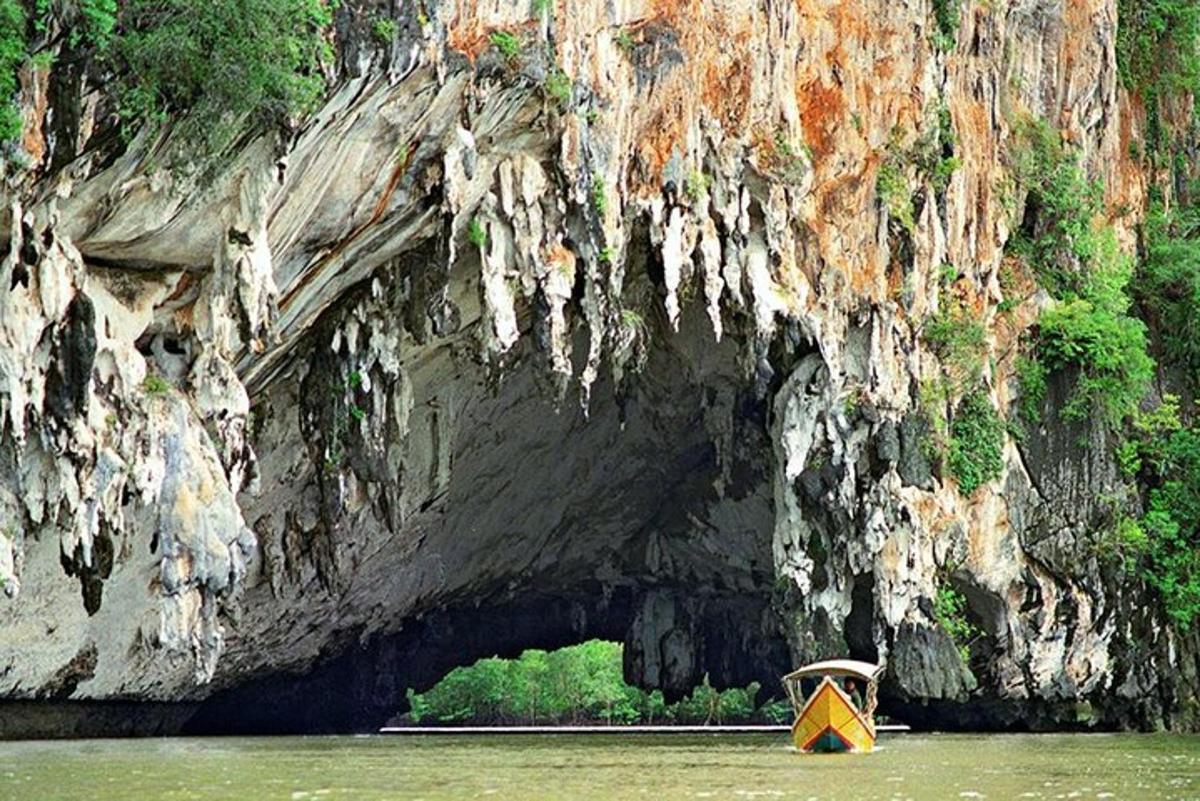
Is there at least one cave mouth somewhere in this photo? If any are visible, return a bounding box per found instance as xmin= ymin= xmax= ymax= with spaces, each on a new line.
xmin=183 ymin=305 xmax=797 ymax=735
xmin=182 ymin=585 xmax=792 ymax=735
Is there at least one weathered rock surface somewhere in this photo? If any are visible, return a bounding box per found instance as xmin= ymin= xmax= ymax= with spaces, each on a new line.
xmin=1 ymin=0 xmax=1197 ymax=736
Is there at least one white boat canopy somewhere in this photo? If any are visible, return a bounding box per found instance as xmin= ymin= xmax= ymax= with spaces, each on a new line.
xmin=782 ymin=659 xmax=882 ymax=683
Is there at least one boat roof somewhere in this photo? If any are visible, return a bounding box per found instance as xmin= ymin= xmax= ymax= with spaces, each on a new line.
xmin=782 ymin=659 xmax=882 ymax=682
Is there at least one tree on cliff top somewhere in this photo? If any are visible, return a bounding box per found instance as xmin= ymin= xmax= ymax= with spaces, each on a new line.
xmin=113 ymin=0 xmax=334 ymax=156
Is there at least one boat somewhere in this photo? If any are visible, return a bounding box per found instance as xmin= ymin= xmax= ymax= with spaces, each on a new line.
xmin=781 ymin=659 xmax=882 ymax=754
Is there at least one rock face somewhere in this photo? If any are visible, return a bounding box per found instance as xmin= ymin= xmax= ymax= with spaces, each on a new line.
xmin=1 ymin=0 xmax=1198 ymax=736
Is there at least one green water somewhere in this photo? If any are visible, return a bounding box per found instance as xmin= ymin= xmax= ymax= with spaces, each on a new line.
xmin=2 ymin=733 xmax=1198 ymax=800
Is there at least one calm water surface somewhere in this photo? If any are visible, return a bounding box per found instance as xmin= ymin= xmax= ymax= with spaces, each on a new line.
xmin=2 ymin=732 xmax=1198 ymax=800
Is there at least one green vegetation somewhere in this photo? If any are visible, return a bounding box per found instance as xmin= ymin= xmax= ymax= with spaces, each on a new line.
xmin=933 ymin=582 xmax=977 ymax=662
xmin=142 ymin=374 xmax=171 ymax=395
xmin=1134 ymin=201 xmax=1200 ymax=385
xmin=1010 ymin=117 xmax=1153 ymax=428
xmin=947 ymin=391 xmax=1005 ymax=495
xmin=405 ymin=640 xmax=788 ymax=726
xmin=531 ymin=0 xmax=553 ymax=19
xmin=543 ymin=67 xmax=571 ymax=108
xmin=74 ymin=0 xmax=118 ymax=49
xmin=933 ymin=154 xmax=961 ymax=193
xmin=1036 ymin=290 xmax=1153 ymax=427
xmin=467 ymin=218 xmax=487 ymax=249
xmin=591 ymin=173 xmax=608 ymax=215
xmin=877 ymin=161 xmax=914 ymax=233
xmin=927 ymin=103 xmax=959 ymax=191
xmin=919 ymin=280 xmax=998 ymax=496
xmin=619 ymin=308 xmax=645 ymax=333
xmin=1115 ymin=396 xmax=1200 ymax=627
xmin=113 ymin=0 xmax=334 ymax=156
xmin=1117 ymin=0 xmax=1200 ymax=154
xmin=918 ymin=378 xmax=951 ymax=464
xmin=760 ymin=131 xmax=809 ymax=184
xmin=924 ymin=296 xmax=987 ymax=388
xmin=1002 ymin=88 xmax=1200 ymax=627
xmin=1009 ymin=118 xmax=1109 ymax=296
xmin=877 ymin=109 xmax=958 ymax=233
xmin=1113 ymin=2 xmax=1200 ymax=624
xmin=1015 ymin=355 xmax=1047 ymax=424
xmin=684 ymin=169 xmax=711 ymax=202
xmin=490 ymin=29 xmax=523 ymax=60
xmin=372 ymin=17 xmax=398 ymax=44
xmin=932 ymin=0 xmax=960 ymax=51
xmin=0 ymin=0 xmax=25 ymax=144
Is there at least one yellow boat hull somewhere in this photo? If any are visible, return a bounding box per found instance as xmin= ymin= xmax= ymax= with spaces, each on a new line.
xmin=791 ymin=678 xmax=876 ymax=754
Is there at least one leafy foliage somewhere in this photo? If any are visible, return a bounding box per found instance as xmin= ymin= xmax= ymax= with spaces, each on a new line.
xmin=919 ymin=284 xmax=997 ymax=496
xmin=405 ymin=640 xmax=780 ymax=726
xmin=1134 ymin=201 xmax=1200 ymax=385
xmin=924 ymin=296 xmax=987 ymax=389
xmin=684 ymin=169 xmax=711 ymax=202
xmin=489 ymin=29 xmax=522 ymax=60
xmin=947 ymin=391 xmax=1005 ymax=495
xmin=877 ymin=109 xmax=958 ymax=236
xmin=1037 ymin=297 xmax=1154 ymax=428
xmin=877 ymin=161 xmax=914 ymax=233
xmin=371 ymin=17 xmax=397 ymax=44
xmin=74 ymin=0 xmax=118 ymax=49
xmin=754 ymin=131 xmax=809 ymax=184
xmin=543 ymin=67 xmax=571 ymax=108
xmin=1117 ymin=0 xmax=1200 ymax=154
xmin=113 ymin=0 xmax=334 ymax=156
xmin=931 ymin=0 xmax=959 ymax=51
xmin=591 ymin=173 xmax=608 ymax=215
xmin=0 ymin=0 xmax=25 ymax=144
xmin=1010 ymin=117 xmax=1154 ymax=428
xmin=1118 ymin=397 xmax=1200 ymax=627
xmin=467 ymin=218 xmax=487 ymax=249
xmin=141 ymin=374 xmax=171 ymax=395
xmin=1009 ymin=118 xmax=1107 ymax=297
xmin=933 ymin=583 xmax=977 ymax=662
xmin=1118 ymin=0 xmax=1200 ymax=92
xmin=1015 ymin=355 xmax=1047 ymax=424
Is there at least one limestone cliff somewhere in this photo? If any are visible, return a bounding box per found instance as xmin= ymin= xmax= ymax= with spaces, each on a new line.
xmin=1 ymin=0 xmax=1197 ymax=736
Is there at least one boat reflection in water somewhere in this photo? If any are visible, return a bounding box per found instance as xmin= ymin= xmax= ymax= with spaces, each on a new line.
xmin=782 ymin=659 xmax=882 ymax=754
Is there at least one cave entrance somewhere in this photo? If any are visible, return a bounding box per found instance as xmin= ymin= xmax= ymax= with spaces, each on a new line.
xmin=187 ymin=304 xmax=795 ymax=734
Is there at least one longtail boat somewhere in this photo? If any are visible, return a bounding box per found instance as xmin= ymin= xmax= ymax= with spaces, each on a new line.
xmin=782 ymin=659 xmax=882 ymax=754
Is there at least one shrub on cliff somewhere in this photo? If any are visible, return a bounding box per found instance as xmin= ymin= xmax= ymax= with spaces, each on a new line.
xmin=112 ymin=0 xmax=334 ymax=155
xmin=1118 ymin=398 xmax=1200 ymax=627
xmin=1134 ymin=201 xmax=1200 ymax=386
xmin=947 ymin=391 xmax=1005 ymax=495
xmin=1037 ymin=296 xmax=1154 ymax=428
xmin=0 ymin=0 xmax=25 ymax=144
xmin=1011 ymin=117 xmax=1153 ymax=428
xmin=1117 ymin=0 xmax=1200 ymax=153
